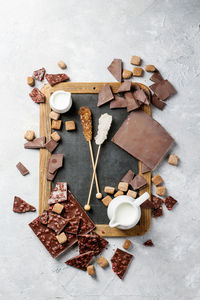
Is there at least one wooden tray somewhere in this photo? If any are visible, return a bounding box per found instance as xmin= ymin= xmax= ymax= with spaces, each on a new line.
xmin=39 ymin=82 xmax=151 ymax=237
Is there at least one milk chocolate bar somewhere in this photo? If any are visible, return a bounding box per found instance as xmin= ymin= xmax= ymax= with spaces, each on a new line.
xmin=107 ymin=58 xmax=122 ymax=82
xmin=13 ymin=196 xmax=36 ymax=213
xmin=16 ymin=162 xmax=29 ymax=176
xmin=111 ymin=248 xmax=133 ymax=279
xmin=97 ymin=84 xmax=114 ymax=107
xmin=45 ymin=73 xmax=69 ymax=86
xmin=65 ymin=251 xmax=94 ymax=271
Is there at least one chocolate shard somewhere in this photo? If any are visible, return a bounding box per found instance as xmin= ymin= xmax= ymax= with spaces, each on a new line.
xmin=133 ymin=89 xmax=150 ymax=105
xmin=93 ymin=232 xmax=109 ymax=254
xmin=65 ymin=217 xmax=80 ymax=234
xmin=45 ymin=73 xmax=70 ymax=86
xmin=65 ymin=251 xmax=94 ymax=271
xmin=149 ymin=80 xmax=176 ymax=101
xmin=97 ymin=84 xmax=114 ymax=107
xmin=152 ymin=206 xmax=163 ymax=218
xmin=48 ymin=182 xmax=67 ymax=205
xmin=16 ymin=162 xmax=29 ymax=176
xmin=130 ymin=174 xmax=146 ymax=190
xmin=48 ymin=154 xmax=64 ymax=174
xmin=150 ymin=71 xmax=163 ymax=83
xmin=47 ymin=211 xmax=68 ymax=234
xmin=110 ymin=95 xmax=127 ymax=109
xmin=141 ymin=199 xmax=155 ymax=209
xmin=164 ymin=196 xmax=177 ymax=210
xmin=111 ymin=110 xmax=174 ymax=170
xmin=33 ymin=67 xmax=46 ymax=81
xmin=107 ymin=58 xmax=122 ymax=82
xmin=144 ymin=239 xmax=154 ymax=246
xmin=45 ymin=139 xmax=59 ymax=153
xmin=29 ymin=88 xmax=46 ymax=103
xmin=13 ymin=196 xmax=36 ymax=213
xmin=121 ymin=170 xmax=135 ymax=184
xmin=78 ymin=234 xmax=100 ymax=255
xmin=117 ymin=81 xmax=132 ymax=93
xmin=152 ymin=194 xmax=163 ymax=209
xmin=151 ymin=94 xmax=166 ymax=110
xmin=124 ymin=91 xmax=140 ymax=112
xmin=141 ymin=162 xmax=151 ymax=174
xmin=46 ymin=170 xmax=57 ymax=181
xmin=111 ymin=248 xmax=133 ymax=279
xmin=38 ymin=210 xmax=49 ymax=225
xmin=24 ymin=137 xmax=46 ymax=149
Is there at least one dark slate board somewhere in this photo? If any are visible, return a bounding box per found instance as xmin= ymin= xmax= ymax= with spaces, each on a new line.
xmin=52 ymin=93 xmax=139 ymax=224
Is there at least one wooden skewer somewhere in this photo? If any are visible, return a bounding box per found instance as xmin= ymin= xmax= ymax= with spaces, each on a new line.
xmin=88 ymin=140 xmax=101 ymax=198
xmin=84 ymin=145 xmax=101 ymax=211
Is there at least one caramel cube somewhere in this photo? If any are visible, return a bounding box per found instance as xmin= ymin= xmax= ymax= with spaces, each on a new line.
xmin=152 ymin=174 xmax=163 ymax=186
xmin=97 ymin=257 xmax=109 ymax=268
xmin=133 ymin=67 xmax=143 ymax=77
xmin=56 ymin=232 xmax=67 ymax=244
xmin=156 ymin=186 xmax=166 ymax=196
xmin=104 ymin=186 xmax=115 ymax=194
xmin=52 ymin=120 xmax=62 ymax=130
xmin=114 ymin=190 xmax=124 ymax=197
xmin=168 ymin=154 xmax=179 ymax=166
xmin=102 ymin=196 xmax=112 ymax=207
xmin=118 ymin=182 xmax=128 ymax=192
xmin=52 ymin=203 xmax=64 ymax=214
xmin=24 ymin=130 xmax=35 ymax=141
xmin=145 ymin=65 xmax=156 ymax=72
xmin=87 ymin=265 xmax=95 ymax=276
xmin=49 ymin=111 xmax=60 ymax=120
xmin=57 ymin=60 xmax=67 ymax=70
xmin=65 ymin=121 xmax=76 ymax=131
xmin=123 ymin=239 xmax=131 ymax=250
xmin=130 ymin=55 xmax=141 ymax=66
xmin=51 ymin=131 xmax=61 ymax=142
xmin=127 ymin=190 xmax=137 ymax=199
xmin=27 ymin=76 xmax=35 ymax=87
xmin=122 ymin=70 xmax=132 ymax=79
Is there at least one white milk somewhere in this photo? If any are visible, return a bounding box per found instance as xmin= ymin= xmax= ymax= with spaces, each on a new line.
xmin=114 ymin=203 xmax=138 ymax=226
xmin=50 ymin=91 xmax=72 ymax=113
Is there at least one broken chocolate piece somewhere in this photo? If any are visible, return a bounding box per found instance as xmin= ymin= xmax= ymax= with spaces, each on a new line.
xmin=48 ymin=154 xmax=64 ymax=174
xmin=133 ymin=89 xmax=150 ymax=105
xmin=152 ymin=206 xmax=163 ymax=218
xmin=45 ymin=139 xmax=59 ymax=153
xmin=65 ymin=217 xmax=80 ymax=234
xmin=164 ymin=196 xmax=177 ymax=210
xmin=107 ymin=58 xmax=122 ymax=82
xmin=141 ymin=199 xmax=155 ymax=209
xmin=130 ymin=174 xmax=146 ymax=190
xmin=112 ymin=110 xmax=174 ymax=170
xmin=111 ymin=248 xmax=133 ymax=279
xmin=117 ymin=81 xmax=132 ymax=93
xmin=144 ymin=239 xmax=154 ymax=246
xmin=46 ymin=170 xmax=57 ymax=181
xmin=48 ymin=182 xmax=67 ymax=204
xmin=24 ymin=137 xmax=46 ymax=149
xmin=78 ymin=234 xmax=100 ymax=256
xmin=29 ymin=88 xmax=46 ymax=103
xmin=124 ymin=91 xmax=140 ymax=112
xmin=13 ymin=196 xmax=36 ymax=213
xmin=121 ymin=170 xmax=134 ymax=184
xmin=97 ymin=84 xmax=114 ymax=107
xmin=141 ymin=162 xmax=151 ymax=174
xmin=16 ymin=162 xmax=29 ymax=176
xmin=150 ymin=71 xmax=163 ymax=83
xmin=149 ymin=80 xmax=176 ymax=101
xmin=91 ymin=231 xmax=108 ymax=254
xmin=110 ymin=95 xmax=127 ymax=109
xmin=33 ymin=67 xmax=46 ymax=81
xmin=47 ymin=211 xmax=68 ymax=234
xmin=38 ymin=210 xmax=49 ymax=224
xmin=65 ymin=251 xmax=94 ymax=271
xmin=151 ymin=195 xmax=163 ymax=209
xmin=151 ymin=94 xmax=166 ymax=110
xmin=45 ymin=73 xmax=69 ymax=86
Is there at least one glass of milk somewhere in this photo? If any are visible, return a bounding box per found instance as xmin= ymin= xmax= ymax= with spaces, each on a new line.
xmin=50 ymin=90 xmax=72 ymax=113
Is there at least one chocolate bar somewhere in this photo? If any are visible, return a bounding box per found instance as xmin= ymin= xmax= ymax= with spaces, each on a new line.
xmin=29 ymin=88 xmax=46 ymax=103
xmin=48 ymin=154 xmax=63 ymax=174
xmin=150 ymin=71 xmax=163 ymax=83
xmin=107 ymin=58 xmax=122 ymax=82
xmin=24 ymin=137 xmax=46 ymax=149
xmin=111 ymin=248 xmax=133 ymax=279
xmin=149 ymin=80 xmax=176 ymax=101
xmin=78 ymin=234 xmax=100 ymax=255
xmin=48 ymin=182 xmax=67 ymax=205
xmin=151 ymin=94 xmax=166 ymax=110
xmin=16 ymin=162 xmax=29 ymax=176
xmin=151 ymin=195 xmax=163 ymax=209
xmin=33 ymin=67 xmax=46 ymax=81
xmin=97 ymin=84 xmax=114 ymax=107
xmin=47 ymin=211 xmax=68 ymax=234
xmin=164 ymin=196 xmax=177 ymax=210
xmin=45 ymin=73 xmax=69 ymax=86
xmin=65 ymin=251 xmax=94 ymax=271
xmin=13 ymin=196 xmax=36 ymax=213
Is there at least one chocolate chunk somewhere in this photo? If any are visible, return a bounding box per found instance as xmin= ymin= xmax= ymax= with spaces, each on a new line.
xmin=16 ymin=162 xmax=29 ymax=176
xmin=117 ymin=81 xmax=132 ymax=93
xmin=141 ymin=199 xmax=155 ymax=209
xmin=144 ymin=239 xmax=154 ymax=246
xmin=33 ymin=67 xmax=46 ymax=81
xmin=121 ymin=170 xmax=134 ymax=184
xmin=152 ymin=195 xmax=163 ymax=209
xmin=111 ymin=248 xmax=133 ymax=279
xmin=65 ymin=251 xmax=94 ymax=271
xmin=97 ymin=84 xmax=114 ymax=107
xmin=107 ymin=59 xmax=122 ymax=82
xmin=65 ymin=217 xmax=80 ymax=234
xmin=94 ymin=232 xmax=108 ymax=253
xmin=24 ymin=137 xmax=46 ymax=149
xmin=38 ymin=210 xmax=49 ymax=224
xmin=141 ymin=163 xmax=151 ymax=174
xmin=46 ymin=170 xmax=57 ymax=181
xmin=13 ymin=196 xmax=36 ymax=213
xmin=78 ymin=234 xmax=100 ymax=255
xmin=45 ymin=73 xmax=70 ymax=86
xmin=47 ymin=211 xmax=68 ymax=234
xmin=149 ymin=80 xmax=176 ymax=101
xmin=150 ymin=71 xmax=163 ymax=83
xmin=112 ymin=110 xmax=174 ymax=170
xmin=133 ymin=89 xmax=150 ymax=105
xmin=164 ymin=196 xmax=177 ymax=210
xmin=48 ymin=154 xmax=64 ymax=174
xmin=152 ymin=206 xmax=163 ymax=218
xmin=151 ymin=94 xmax=166 ymax=110
xmin=29 ymin=88 xmax=46 ymax=103
xmin=45 ymin=139 xmax=59 ymax=153
xmin=130 ymin=174 xmax=146 ymax=190
xmin=110 ymin=95 xmax=127 ymax=109
xmin=48 ymin=182 xmax=67 ymax=205
xmin=124 ymin=91 xmax=140 ymax=112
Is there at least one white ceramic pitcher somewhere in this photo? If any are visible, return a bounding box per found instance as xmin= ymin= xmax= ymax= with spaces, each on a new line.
xmin=107 ymin=192 xmax=150 ymax=230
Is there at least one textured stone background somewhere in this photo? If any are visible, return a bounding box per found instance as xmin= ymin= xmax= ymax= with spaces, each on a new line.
xmin=0 ymin=0 xmax=200 ymax=299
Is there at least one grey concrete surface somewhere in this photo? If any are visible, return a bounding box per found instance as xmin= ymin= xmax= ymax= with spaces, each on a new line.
xmin=0 ymin=0 xmax=200 ymax=299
